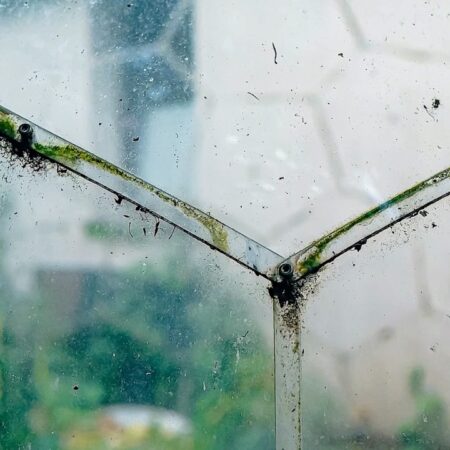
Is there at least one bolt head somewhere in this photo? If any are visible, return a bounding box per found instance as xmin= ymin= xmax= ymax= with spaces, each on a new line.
xmin=18 ymin=123 xmax=32 ymax=134
xmin=279 ymin=262 xmax=294 ymax=278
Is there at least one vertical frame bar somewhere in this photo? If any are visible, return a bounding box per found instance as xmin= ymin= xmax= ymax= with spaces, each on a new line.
xmin=274 ymin=298 xmax=302 ymax=450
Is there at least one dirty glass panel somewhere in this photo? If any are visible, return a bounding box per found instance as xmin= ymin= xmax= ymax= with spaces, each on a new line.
xmin=184 ymin=0 xmax=450 ymax=254
xmin=0 ymin=1 xmax=448 ymax=256
xmin=301 ymin=195 xmax=449 ymax=449
xmin=0 ymin=0 xmax=194 ymax=198
xmin=0 ymin=136 xmax=274 ymax=449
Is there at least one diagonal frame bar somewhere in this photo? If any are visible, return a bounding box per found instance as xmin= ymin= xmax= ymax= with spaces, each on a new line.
xmin=0 ymin=104 xmax=283 ymax=278
xmin=271 ymin=166 xmax=450 ymax=282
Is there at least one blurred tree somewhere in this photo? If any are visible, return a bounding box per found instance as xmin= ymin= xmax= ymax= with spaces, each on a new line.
xmin=398 ymin=367 xmax=446 ymax=450
xmin=0 ymin=258 xmax=274 ymax=449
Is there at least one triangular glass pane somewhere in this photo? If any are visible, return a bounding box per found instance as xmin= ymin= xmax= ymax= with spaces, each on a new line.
xmin=0 ymin=134 xmax=274 ymax=449
xmin=301 ymin=193 xmax=449 ymax=448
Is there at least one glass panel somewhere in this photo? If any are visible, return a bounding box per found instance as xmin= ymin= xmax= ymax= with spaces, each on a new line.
xmin=301 ymin=193 xmax=449 ymax=448
xmin=0 ymin=135 xmax=274 ymax=449
xmin=0 ymin=0 xmax=194 ymax=197
xmin=0 ymin=1 xmax=448 ymax=256
xmin=195 ymin=0 xmax=450 ymax=254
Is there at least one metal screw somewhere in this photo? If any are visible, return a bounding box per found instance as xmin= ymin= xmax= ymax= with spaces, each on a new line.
xmin=278 ymin=262 xmax=294 ymax=279
xmin=18 ymin=123 xmax=33 ymax=147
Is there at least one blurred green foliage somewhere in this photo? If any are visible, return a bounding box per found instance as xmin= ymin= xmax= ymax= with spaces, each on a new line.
xmin=0 ymin=259 xmax=274 ymax=449
xmin=398 ymin=367 xmax=447 ymax=450
xmin=300 ymin=365 xmax=448 ymax=450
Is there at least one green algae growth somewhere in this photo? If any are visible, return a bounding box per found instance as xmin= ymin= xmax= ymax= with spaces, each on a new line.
xmin=0 ymin=112 xmax=16 ymax=140
xmin=33 ymin=142 xmax=229 ymax=253
xmin=296 ymin=167 xmax=450 ymax=275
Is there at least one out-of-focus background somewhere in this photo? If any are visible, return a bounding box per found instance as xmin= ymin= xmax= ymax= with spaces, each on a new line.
xmin=0 ymin=0 xmax=449 ymax=449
